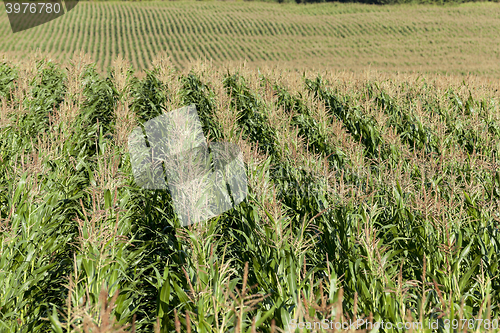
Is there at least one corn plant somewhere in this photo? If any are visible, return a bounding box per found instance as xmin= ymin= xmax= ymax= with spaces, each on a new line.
xmin=0 ymin=60 xmax=499 ymax=333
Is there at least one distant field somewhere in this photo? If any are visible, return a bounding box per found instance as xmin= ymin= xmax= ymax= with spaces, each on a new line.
xmin=1 ymin=1 xmax=500 ymax=75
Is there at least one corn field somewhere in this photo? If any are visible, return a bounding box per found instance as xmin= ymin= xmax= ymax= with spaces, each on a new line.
xmin=0 ymin=54 xmax=499 ymax=332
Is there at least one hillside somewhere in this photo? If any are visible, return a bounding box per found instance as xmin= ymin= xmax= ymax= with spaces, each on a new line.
xmin=1 ymin=1 xmax=500 ymax=76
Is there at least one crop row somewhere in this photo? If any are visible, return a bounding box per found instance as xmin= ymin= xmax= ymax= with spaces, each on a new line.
xmin=2 ymin=2 xmax=499 ymax=75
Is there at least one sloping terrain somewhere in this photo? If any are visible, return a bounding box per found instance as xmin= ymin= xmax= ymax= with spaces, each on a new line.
xmin=1 ymin=1 xmax=500 ymax=76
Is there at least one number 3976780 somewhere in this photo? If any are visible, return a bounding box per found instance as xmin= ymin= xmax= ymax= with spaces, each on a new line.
xmin=5 ymin=2 xmax=61 ymax=14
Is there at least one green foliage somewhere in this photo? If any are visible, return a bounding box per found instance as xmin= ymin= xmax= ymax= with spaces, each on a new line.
xmin=0 ymin=63 xmax=499 ymax=332
xmin=367 ymin=82 xmax=441 ymax=154
xmin=130 ymin=69 xmax=168 ymax=124
xmin=0 ymin=63 xmax=17 ymax=101
xmin=19 ymin=61 xmax=66 ymax=136
xmin=179 ymin=73 xmax=224 ymax=141
xmin=71 ymin=64 xmax=119 ymax=157
xmin=273 ymin=83 xmax=346 ymax=168
xmin=306 ymin=76 xmax=391 ymax=160
xmin=224 ymin=74 xmax=277 ymax=156
xmin=292 ymin=0 xmax=500 ymax=4
xmin=80 ymin=65 xmax=118 ymax=134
